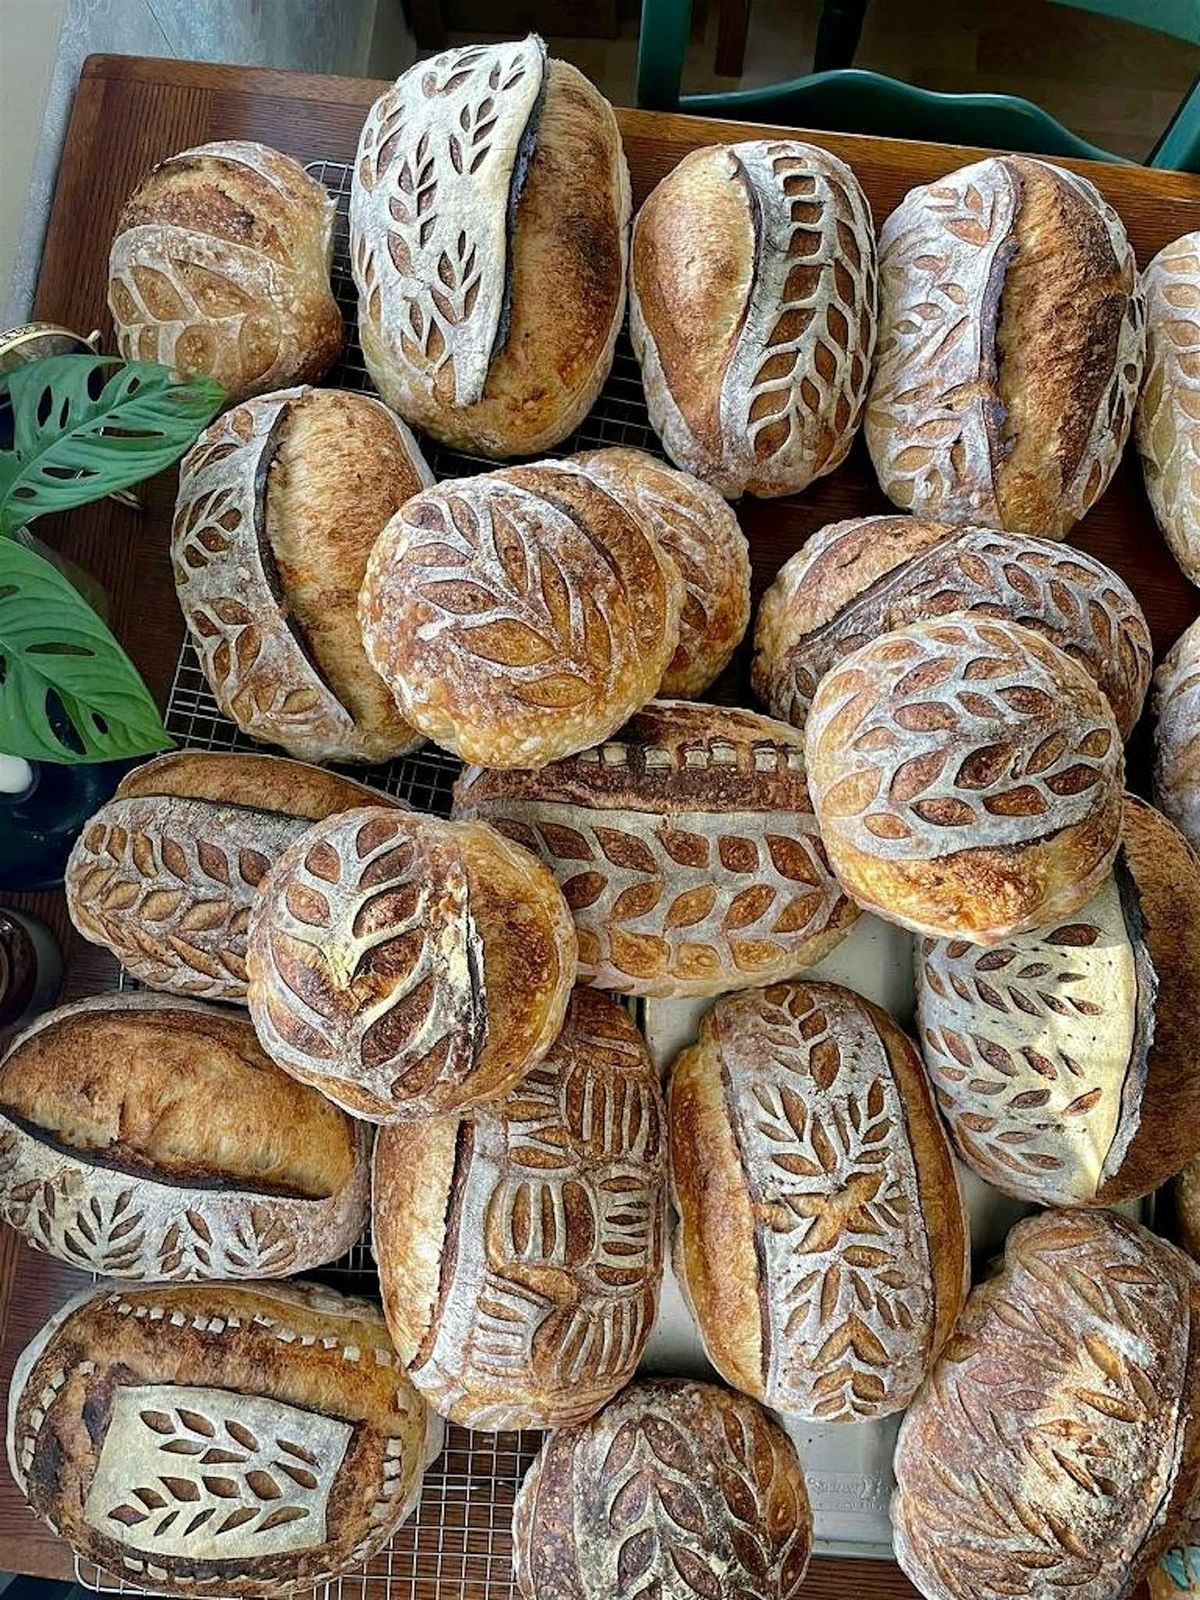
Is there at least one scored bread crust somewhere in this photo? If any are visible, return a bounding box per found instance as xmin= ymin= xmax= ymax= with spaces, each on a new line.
xmin=1154 ymin=616 xmax=1200 ymax=853
xmin=108 ymin=141 xmax=343 ymax=403
xmin=0 ymin=994 xmax=369 ymax=1281
xmin=892 ymin=1208 xmax=1200 ymax=1600
xmin=454 ymin=699 xmax=859 ymax=996
xmin=173 ymin=388 xmax=432 ymax=764
xmin=571 ymin=448 xmax=751 ymax=698
xmin=866 ymin=155 xmax=1143 ymax=538
xmin=358 ymin=461 xmax=682 ymax=768
xmin=630 ymin=139 xmax=877 ymax=499
xmin=752 ymin=515 xmax=1151 ymax=738
xmin=1136 ymin=232 xmax=1200 ymax=585
xmin=804 ymin=616 xmax=1125 ymax=941
xmin=373 ymin=989 xmax=666 ymax=1431
xmin=668 ymin=981 xmax=967 ymax=1421
xmin=351 ymin=40 xmax=629 ymax=456
xmin=65 ymin=753 xmax=398 ymax=1002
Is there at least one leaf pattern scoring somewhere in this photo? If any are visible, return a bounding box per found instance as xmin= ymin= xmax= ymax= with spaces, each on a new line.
xmin=1135 ymin=232 xmax=1200 ymax=583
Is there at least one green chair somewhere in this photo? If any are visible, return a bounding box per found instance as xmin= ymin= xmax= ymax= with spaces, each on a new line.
xmin=636 ymin=0 xmax=1200 ymax=170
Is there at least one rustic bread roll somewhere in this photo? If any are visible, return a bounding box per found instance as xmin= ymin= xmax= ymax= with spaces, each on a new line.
xmin=7 ymin=1280 xmax=439 ymax=1598
xmin=0 ymin=994 xmax=368 ymax=1279
xmin=350 ymin=36 xmax=628 ymax=456
xmin=866 ymin=156 xmax=1143 ymax=538
xmin=753 ymin=515 xmax=1152 ymax=739
xmin=918 ymin=794 xmax=1200 ymax=1206
xmin=247 ymin=807 xmax=575 ymax=1121
xmin=804 ymin=616 xmax=1125 ymax=941
xmin=173 ymin=388 xmax=432 ymax=764
xmin=1155 ymin=616 xmax=1200 ymax=852
xmin=630 ymin=139 xmax=876 ymax=499
xmin=454 ymin=699 xmax=858 ymax=996
xmin=359 ymin=460 xmax=682 ymax=767
xmin=1136 ymin=232 xmax=1200 ymax=585
xmin=892 ymin=1208 xmax=1200 ymax=1600
xmin=571 ymin=448 xmax=751 ymax=697
xmin=373 ymin=988 xmax=665 ymax=1430
xmin=512 ymin=1378 xmax=812 ymax=1600
xmin=65 ymin=752 xmax=395 ymax=1002
xmin=108 ymin=141 xmax=342 ymax=403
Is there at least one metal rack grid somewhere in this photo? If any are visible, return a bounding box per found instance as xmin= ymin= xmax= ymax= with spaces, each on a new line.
xmin=74 ymin=152 xmax=658 ymax=1600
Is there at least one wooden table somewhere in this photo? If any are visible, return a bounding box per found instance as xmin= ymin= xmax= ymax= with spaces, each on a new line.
xmin=4 ymin=51 xmax=1199 ymax=1600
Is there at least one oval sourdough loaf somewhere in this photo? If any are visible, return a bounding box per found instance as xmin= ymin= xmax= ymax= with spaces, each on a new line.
xmin=373 ymin=988 xmax=666 ymax=1430
xmin=0 ymin=994 xmax=369 ymax=1279
xmin=752 ymin=515 xmax=1152 ymax=739
xmin=65 ymin=752 xmax=396 ymax=1003
xmin=247 ymin=807 xmax=576 ymax=1121
xmin=917 ymin=795 xmax=1200 ymax=1207
xmin=350 ymin=36 xmax=628 ymax=456
xmin=108 ymin=141 xmax=342 ymax=403
xmin=359 ymin=460 xmax=683 ymax=768
xmin=669 ymin=980 xmax=968 ymax=1421
xmin=866 ymin=155 xmax=1143 ymax=538
xmin=7 ymin=1280 xmax=440 ymax=1598
xmin=1136 ymin=232 xmax=1200 ymax=585
xmin=804 ymin=616 xmax=1125 ymax=941
xmin=172 ymin=388 xmax=432 ymax=764
xmin=630 ymin=139 xmax=876 ymax=499
xmin=892 ymin=1208 xmax=1200 ymax=1600
xmin=570 ymin=447 xmax=751 ymax=698
xmin=512 ymin=1378 xmax=812 ymax=1600
xmin=454 ymin=699 xmax=858 ymax=996
xmin=1155 ymin=616 xmax=1200 ymax=853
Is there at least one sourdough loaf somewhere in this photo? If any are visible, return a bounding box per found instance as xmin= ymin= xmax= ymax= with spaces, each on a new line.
xmin=1177 ymin=1160 xmax=1200 ymax=1261
xmin=630 ymin=139 xmax=876 ymax=498
xmin=173 ymin=388 xmax=432 ymax=764
xmin=373 ymin=988 xmax=665 ymax=1429
xmin=1155 ymin=616 xmax=1200 ymax=853
xmin=1136 ymin=232 xmax=1200 ymax=585
xmin=0 ymin=994 xmax=368 ymax=1279
xmin=65 ymin=752 xmax=395 ymax=1002
xmin=109 ymin=141 xmax=342 ymax=403
xmin=454 ymin=699 xmax=858 ymax=996
xmin=351 ymin=37 xmax=628 ymax=455
xmin=866 ymin=156 xmax=1143 ymax=538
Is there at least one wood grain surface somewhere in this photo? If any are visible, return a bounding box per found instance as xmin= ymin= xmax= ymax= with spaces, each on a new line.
xmin=4 ymin=51 xmax=1198 ymax=1598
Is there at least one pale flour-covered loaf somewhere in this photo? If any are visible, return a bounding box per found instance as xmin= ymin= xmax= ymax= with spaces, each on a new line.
xmin=246 ymin=807 xmax=576 ymax=1121
xmin=172 ymin=388 xmax=432 ymax=764
xmin=7 ymin=1280 xmax=440 ymax=1598
xmin=350 ymin=36 xmax=628 ymax=456
xmin=866 ymin=156 xmax=1143 ymax=538
xmin=918 ymin=795 xmax=1200 ymax=1207
xmin=804 ymin=616 xmax=1125 ymax=941
xmin=358 ymin=460 xmax=682 ymax=768
xmin=0 ymin=995 xmax=369 ymax=1280
xmin=630 ymin=139 xmax=876 ymax=498
xmin=669 ymin=981 xmax=968 ymax=1421
xmin=65 ymin=752 xmax=397 ymax=1003
xmin=109 ymin=141 xmax=342 ymax=403
xmin=571 ymin=448 xmax=751 ymax=698
xmin=1136 ymin=231 xmax=1200 ymax=585
xmin=373 ymin=988 xmax=666 ymax=1430
xmin=1155 ymin=615 xmax=1200 ymax=853
xmin=752 ymin=515 xmax=1152 ymax=739
xmin=512 ymin=1378 xmax=812 ymax=1600
xmin=454 ymin=699 xmax=859 ymax=997
xmin=892 ymin=1208 xmax=1200 ymax=1600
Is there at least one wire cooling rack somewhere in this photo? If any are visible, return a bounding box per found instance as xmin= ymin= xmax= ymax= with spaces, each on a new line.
xmin=74 ymin=154 xmax=662 ymax=1600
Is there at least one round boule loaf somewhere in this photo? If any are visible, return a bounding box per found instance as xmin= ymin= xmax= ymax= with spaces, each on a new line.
xmin=1136 ymin=231 xmax=1200 ymax=586
xmin=752 ymin=514 xmax=1152 ymax=738
xmin=1155 ymin=615 xmax=1200 ymax=854
xmin=246 ymin=807 xmax=576 ymax=1121
xmin=373 ymin=988 xmax=666 ymax=1430
xmin=917 ymin=795 xmax=1200 ymax=1207
xmin=108 ymin=140 xmax=342 ymax=403
xmin=803 ymin=615 xmax=1125 ymax=941
xmin=891 ymin=1208 xmax=1200 ymax=1600
xmin=511 ymin=1378 xmax=812 ymax=1600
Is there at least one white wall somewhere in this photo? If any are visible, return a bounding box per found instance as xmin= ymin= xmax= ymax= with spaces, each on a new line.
xmin=0 ymin=0 xmax=68 ymax=321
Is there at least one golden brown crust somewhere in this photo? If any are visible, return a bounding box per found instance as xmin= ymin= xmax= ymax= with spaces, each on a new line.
xmin=372 ymin=1116 xmax=461 ymax=1367
xmin=115 ymin=751 xmax=389 ymax=820
xmin=1154 ymin=616 xmax=1200 ymax=853
xmin=1136 ymin=232 xmax=1200 ymax=586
